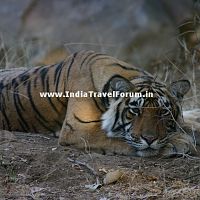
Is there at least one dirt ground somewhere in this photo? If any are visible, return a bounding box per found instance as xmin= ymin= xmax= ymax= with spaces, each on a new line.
xmin=0 ymin=130 xmax=200 ymax=200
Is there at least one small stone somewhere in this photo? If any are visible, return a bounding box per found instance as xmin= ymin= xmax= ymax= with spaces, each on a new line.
xmin=103 ymin=170 xmax=123 ymax=185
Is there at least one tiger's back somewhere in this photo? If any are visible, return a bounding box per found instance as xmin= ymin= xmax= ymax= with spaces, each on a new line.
xmin=0 ymin=51 xmax=145 ymax=133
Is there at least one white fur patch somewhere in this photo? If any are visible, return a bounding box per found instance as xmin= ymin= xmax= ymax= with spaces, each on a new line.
xmin=183 ymin=109 xmax=200 ymax=121
xmin=101 ymin=98 xmax=123 ymax=137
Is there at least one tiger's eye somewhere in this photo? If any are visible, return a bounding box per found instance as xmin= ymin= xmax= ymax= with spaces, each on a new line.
xmin=126 ymin=110 xmax=135 ymax=119
xmin=132 ymin=108 xmax=140 ymax=114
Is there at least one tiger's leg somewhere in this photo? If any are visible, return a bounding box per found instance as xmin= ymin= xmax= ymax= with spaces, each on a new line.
xmin=160 ymin=132 xmax=195 ymax=157
xmin=58 ymin=111 xmax=135 ymax=156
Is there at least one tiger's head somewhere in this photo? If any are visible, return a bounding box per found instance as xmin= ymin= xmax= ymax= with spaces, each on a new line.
xmin=101 ymin=75 xmax=191 ymax=157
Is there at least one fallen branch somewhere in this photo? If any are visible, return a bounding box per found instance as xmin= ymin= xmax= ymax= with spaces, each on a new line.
xmin=185 ymin=173 xmax=200 ymax=180
xmin=67 ymin=157 xmax=98 ymax=176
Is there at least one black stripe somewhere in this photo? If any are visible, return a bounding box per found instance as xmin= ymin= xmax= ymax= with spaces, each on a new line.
xmin=13 ymin=92 xmax=29 ymax=130
xmin=134 ymin=87 xmax=145 ymax=93
xmin=1 ymin=95 xmax=11 ymax=130
xmin=133 ymin=80 xmax=166 ymax=88
xmin=34 ymin=77 xmax=38 ymax=88
xmin=101 ymin=75 xmax=114 ymax=108
xmin=40 ymin=67 xmax=48 ymax=90
xmin=6 ymin=86 xmax=10 ymax=100
xmin=55 ymin=70 xmax=63 ymax=92
xmin=107 ymin=63 xmax=145 ymax=72
xmin=131 ymin=76 xmax=154 ymax=80
xmin=134 ymin=83 xmax=163 ymax=88
xmin=112 ymin=102 xmax=121 ymax=130
xmin=65 ymin=122 xmax=74 ymax=131
xmin=80 ymin=52 xmax=94 ymax=69
xmin=67 ymin=52 xmax=78 ymax=80
xmin=89 ymin=57 xmax=112 ymax=68
xmin=18 ymin=120 xmax=28 ymax=132
xmin=0 ymin=82 xmax=4 ymax=90
xmin=89 ymin=65 xmax=97 ymax=92
xmin=113 ymin=121 xmax=131 ymax=133
xmin=54 ymin=62 xmax=64 ymax=91
xmin=155 ymin=82 xmax=166 ymax=87
xmin=92 ymin=96 xmax=104 ymax=113
xmin=19 ymin=73 xmax=30 ymax=85
xmin=1 ymin=107 xmax=11 ymax=130
xmin=101 ymin=75 xmax=125 ymax=108
xmin=54 ymin=62 xmax=63 ymax=84
xmin=80 ymin=53 xmax=105 ymax=69
xmin=11 ymin=78 xmax=19 ymax=88
xmin=74 ymin=114 xmax=101 ymax=124
xmin=88 ymin=61 xmax=149 ymax=77
xmin=15 ymin=91 xmax=25 ymax=111
xmin=33 ymin=66 xmax=41 ymax=73
xmin=153 ymin=89 xmax=166 ymax=97
xmin=45 ymin=76 xmax=60 ymax=114
xmin=54 ymin=96 xmax=67 ymax=108
xmin=27 ymin=81 xmax=48 ymax=123
xmin=88 ymin=65 xmax=104 ymax=112
xmin=35 ymin=116 xmax=55 ymax=132
xmin=135 ymin=86 xmax=165 ymax=98
xmin=122 ymin=107 xmax=128 ymax=124
xmin=51 ymin=64 xmax=68 ymax=107
xmin=1 ymin=76 xmax=9 ymax=88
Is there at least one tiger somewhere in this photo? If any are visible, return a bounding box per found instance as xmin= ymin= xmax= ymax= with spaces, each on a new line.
xmin=0 ymin=50 xmax=196 ymax=157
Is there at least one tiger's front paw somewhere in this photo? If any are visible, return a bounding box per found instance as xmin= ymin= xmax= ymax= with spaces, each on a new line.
xmin=160 ymin=143 xmax=189 ymax=157
xmin=159 ymin=133 xmax=194 ymax=158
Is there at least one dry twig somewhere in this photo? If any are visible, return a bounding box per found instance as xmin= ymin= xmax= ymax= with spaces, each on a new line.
xmin=67 ymin=157 xmax=98 ymax=176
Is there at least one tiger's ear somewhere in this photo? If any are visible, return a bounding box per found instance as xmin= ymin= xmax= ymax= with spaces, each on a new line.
xmin=169 ymin=80 xmax=190 ymax=100
xmin=102 ymin=75 xmax=134 ymax=108
xmin=108 ymin=75 xmax=133 ymax=92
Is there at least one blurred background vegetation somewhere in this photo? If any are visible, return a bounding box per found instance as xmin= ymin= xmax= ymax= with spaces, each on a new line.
xmin=0 ymin=0 xmax=200 ymax=107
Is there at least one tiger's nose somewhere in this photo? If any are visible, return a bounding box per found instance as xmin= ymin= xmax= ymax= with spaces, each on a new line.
xmin=141 ymin=135 xmax=157 ymax=145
